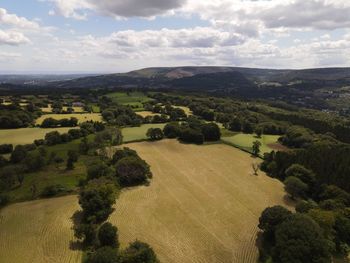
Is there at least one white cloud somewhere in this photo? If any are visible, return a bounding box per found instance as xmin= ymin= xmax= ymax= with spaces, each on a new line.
xmin=0 ymin=30 xmax=30 ymax=45
xmin=0 ymin=8 xmax=40 ymax=29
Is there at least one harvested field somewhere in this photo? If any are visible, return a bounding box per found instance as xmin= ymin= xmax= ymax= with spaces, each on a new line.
xmin=110 ymin=140 xmax=292 ymax=263
xmin=35 ymin=113 xmax=102 ymax=125
xmin=0 ymin=127 xmax=77 ymax=146
xmin=135 ymin=111 xmax=160 ymax=118
xmin=40 ymin=105 xmax=85 ymax=113
xmin=0 ymin=195 xmax=81 ymax=263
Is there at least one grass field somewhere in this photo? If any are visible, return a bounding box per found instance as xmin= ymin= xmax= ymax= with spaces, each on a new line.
xmin=3 ymin=135 xmax=94 ymax=202
xmin=221 ymin=133 xmax=285 ymax=156
xmin=122 ymin=124 xmax=166 ymax=143
xmin=35 ymin=113 xmax=102 ymax=125
xmin=0 ymin=127 xmax=77 ymax=146
xmin=90 ymin=105 xmax=100 ymax=113
xmin=109 ymin=140 xmax=292 ymax=263
xmin=106 ymin=91 xmax=153 ymax=111
xmin=0 ymin=195 xmax=81 ymax=263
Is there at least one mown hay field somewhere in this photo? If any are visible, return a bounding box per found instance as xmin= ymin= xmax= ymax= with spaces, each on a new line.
xmin=41 ymin=106 xmax=85 ymax=113
xmin=221 ymin=134 xmax=284 ymax=155
xmin=110 ymin=140 xmax=292 ymax=263
xmin=135 ymin=111 xmax=160 ymax=118
xmin=0 ymin=127 xmax=76 ymax=146
xmin=35 ymin=113 xmax=102 ymax=125
xmin=122 ymin=123 xmax=166 ymax=143
xmin=0 ymin=139 xmax=291 ymax=263
xmin=0 ymin=195 xmax=81 ymax=263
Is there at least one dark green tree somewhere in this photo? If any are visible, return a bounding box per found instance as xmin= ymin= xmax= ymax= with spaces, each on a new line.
xmin=273 ymin=214 xmax=332 ymax=263
xmin=284 ymin=176 xmax=308 ymax=200
xmin=98 ymin=222 xmax=119 ymax=248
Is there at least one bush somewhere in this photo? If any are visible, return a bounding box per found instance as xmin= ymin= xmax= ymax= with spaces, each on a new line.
xmin=86 ymin=247 xmax=119 ymax=263
xmin=41 ymin=184 xmax=67 ymax=197
xmin=0 ymin=144 xmax=13 ymax=154
xmin=119 ymin=241 xmax=159 ymax=263
xmin=146 ymin=128 xmax=164 ymax=141
xmin=98 ymin=222 xmax=119 ymax=248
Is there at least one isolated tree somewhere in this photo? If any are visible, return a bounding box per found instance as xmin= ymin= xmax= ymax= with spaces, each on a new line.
xmin=284 ymin=176 xmax=308 ymax=200
xmin=252 ymin=162 xmax=260 ymax=176
xmin=66 ymin=150 xmax=79 ymax=170
xmin=252 ymin=140 xmax=262 ymax=156
xmin=98 ymin=222 xmax=119 ymax=248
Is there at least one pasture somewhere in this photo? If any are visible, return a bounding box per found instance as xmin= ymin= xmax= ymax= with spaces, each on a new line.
xmin=0 ymin=127 xmax=76 ymax=146
xmin=35 ymin=113 xmax=102 ymax=125
xmin=221 ymin=133 xmax=284 ymax=155
xmin=122 ymin=123 xmax=166 ymax=143
xmin=0 ymin=195 xmax=81 ymax=263
xmin=106 ymin=91 xmax=153 ymax=111
xmin=110 ymin=140 xmax=291 ymax=263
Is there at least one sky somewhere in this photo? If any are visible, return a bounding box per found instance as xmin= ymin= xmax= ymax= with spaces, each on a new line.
xmin=0 ymin=0 xmax=350 ymax=73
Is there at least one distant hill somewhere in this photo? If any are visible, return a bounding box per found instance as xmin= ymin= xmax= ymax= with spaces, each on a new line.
xmin=49 ymin=66 xmax=350 ymax=89
xmin=2 ymin=66 xmax=350 ymax=110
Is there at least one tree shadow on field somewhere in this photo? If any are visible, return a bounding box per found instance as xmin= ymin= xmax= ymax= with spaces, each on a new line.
xmin=69 ymin=210 xmax=84 ymax=251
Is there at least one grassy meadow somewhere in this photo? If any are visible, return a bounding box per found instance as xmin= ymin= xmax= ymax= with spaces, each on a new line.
xmin=106 ymin=91 xmax=153 ymax=111
xmin=122 ymin=123 xmax=166 ymax=143
xmin=3 ymin=135 xmax=95 ymax=202
xmin=35 ymin=113 xmax=102 ymax=125
xmin=221 ymin=133 xmax=284 ymax=155
xmin=0 ymin=127 xmax=77 ymax=146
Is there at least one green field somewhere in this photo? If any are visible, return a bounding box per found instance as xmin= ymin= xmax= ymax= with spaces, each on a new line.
xmin=122 ymin=124 xmax=166 ymax=143
xmin=106 ymin=91 xmax=153 ymax=111
xmin=221 ymin=133 xmax=283 ymax=156
xmin=0 ymin=127 xmax=77 ymax=146
xmin=90 ymin=105 xmax=100 ymax=113
xmin=3 ymin=135 xmax=95 ymax=202
xmin=35 ymin=113 xmax=102 ymax=125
